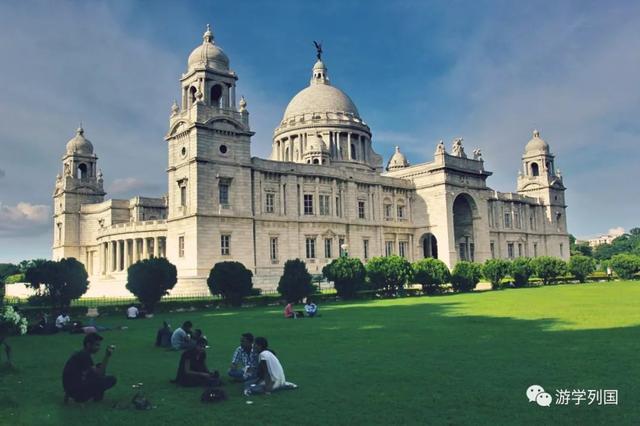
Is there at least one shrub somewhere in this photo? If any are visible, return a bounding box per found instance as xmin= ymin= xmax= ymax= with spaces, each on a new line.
xmin=531 ymin=256 xmax=567 ymax=285
xmin=510 ymin=257 xmax=533 ymax=288
xmin=412 ymin=258 xmax=450 ymax=295
xmin=277 ymin=259 xmax=314 ymax=303
xmin=610 ymin=253 xmax=640 ymax=279
xmin=24 ymin=258 xmax=89 ymax=309
xmin=365 ymin=256 xmax=413 ymax=295
xmin=482 ymin=259 xmax=511 ymax=290
xmin=126 ymin=257 xmax=177 ymax=313
xmin=450 ymin=261 xmax=482 ymax=292
xmin=322 ymin=257 xmax=366 ymax=299
xmin=207 ymin=261 xmax=253 ymax=307
xmin=568 ymin=255 xmax=596 ymax=283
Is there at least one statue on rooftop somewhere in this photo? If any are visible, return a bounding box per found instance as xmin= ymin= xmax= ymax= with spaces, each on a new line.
xmin=313 ymin=41 xmax=323 ymax=60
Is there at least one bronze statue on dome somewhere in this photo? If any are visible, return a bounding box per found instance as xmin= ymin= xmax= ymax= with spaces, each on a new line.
xmin=313 ymin=41 xmax=323 ymax=60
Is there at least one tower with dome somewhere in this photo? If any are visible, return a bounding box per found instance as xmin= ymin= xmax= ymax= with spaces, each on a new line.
xmin=52 ymin=26 xmax=570 ymax=296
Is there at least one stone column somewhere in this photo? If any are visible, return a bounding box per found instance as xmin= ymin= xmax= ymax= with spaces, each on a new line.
xmin=124 ymin=239 xmax=130 ymax=269
xmin=142 ymin=238 xmax=149 ymax=259
xmin=231 ymin=85 xmax=236 ymax=110
xmin=113 ymin=240 xmax=120 ymax=271
xmin=347 ymin=133 xmax=352 ymax=159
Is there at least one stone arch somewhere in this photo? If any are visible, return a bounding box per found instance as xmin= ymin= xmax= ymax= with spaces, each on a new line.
xmin=531 ymin=162 xmax=540 ymax=176
xmin=420 ymin=233 xmax=438 ymax=259
xmin=453 ymin=193 xmax=478 ymax=261
xmin=210 ymin=84 xmax=222 ymax=107
xmin=189 ymin=86 xmax=197 ymax=106
xmin=78 ymin=163 xmax=88 ymax=179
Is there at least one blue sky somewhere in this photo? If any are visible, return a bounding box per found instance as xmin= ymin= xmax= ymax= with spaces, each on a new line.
xmin=1 ymin=0 xmax=639 ymax=262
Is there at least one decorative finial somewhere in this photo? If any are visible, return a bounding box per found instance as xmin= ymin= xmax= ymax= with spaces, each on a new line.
xmin=171 ymin=100 xmax=179 ymax=115
xmin=533 ymin=129 xmax=540 ymax=138
xmin=77 ymin=125 xmax=84 ymax=135
xmin=239 ymin=96 xmax=247 ymax=111
xmin=313 ymin=40 xmax=323 ymax=61
xmin=395 ymin=146 xmax=400 ymax=153
xmin=203 ymin=24 xmax=213 ymax=43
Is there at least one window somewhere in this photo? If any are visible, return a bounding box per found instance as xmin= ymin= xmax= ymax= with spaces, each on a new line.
xmin=180 ymin=185 xmax=187 ymax=207
xmin=270 ymin=237 xmax=278 ymax=261
xmin=319 ymin=194 xmax=330 ymax=215
xmin=178 ymin=236 xmax=185 ymax=257
xmin=358 ymin=201 xmax=366 ymax=219
xmin=531 ymin=162 xmax=540 ymax=176
xmin=530 ymin=216 xmax=534 ymax=230
xmin=304 ymin=194 xmax=314 ymax=215
xmin=338 ymin=238 xmax=346 ymax=256
xmin=514 ymin=211 xmax=520 ymax=229
xmin=350 ymin=143 xmax=357 ymax=160
xmin=385 ymin=241 xmax=394 ymax=257
xmin=221 ymin=234 xmax=230 ymax=256
xmin=397 ymin=205 xmax=405 ymax=220
xmin=507 ymin=243 xmax=514 ymax=259
xmin=363 ymin=239 xmax=369 ymax=260
xmin=219 ymin=182 xmax=229 ymax=206
xmin=384 ymin=204 xmax=392 ymax=220
xmin=504 ymin=212 xmax=512 ymax=228
xmin=399 ymin=241 xmax=408 ymax=258
xmin=306 ymin=238 xmax=316 ymax=259
xmin=265 ymin=193 xmax=275 ymax=213
xmin=518 ymin=243 xmax=523 ymax=257
xmin=533 ymin=243 xmax=538 ymax=257
xmin=324 ymin=238 xmax=333 ymax=258
xmin=335 ymin=196 xmax=342 ymax=217
xmin=490 ymin=241 xmax=495 ymax=259
xmin=57 ymin=222 xmax=62 ymax=243
xmin=560 ymin=243 xmax=564 ymax=257
xmin=459 ymin=243 xmax=467 ymax=261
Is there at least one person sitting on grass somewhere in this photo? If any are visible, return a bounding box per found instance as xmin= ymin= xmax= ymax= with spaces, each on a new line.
xmin=228 ymin=332 xmax=258 ymax=381
xmin=62 ymin=333 xmax=117 ymax=403
xmin=304 ymin=299 xmax=318 ymax=318
xmin=244 ymin=337 xmax=297 ymax=396
xmin=173 ymin=337 xmax=219 ymax=387
xmin=284 ymin=303 xmax=304 ymax=319
xmin=171 ymin=321 xmax=194 ymax=350
xmin=126 ymin=305 xmax=139 ymax=319
xmin=56 ymin=311 xmax=71 ymax=331
xmin=155 ymin=321 xmax=172 ymax=348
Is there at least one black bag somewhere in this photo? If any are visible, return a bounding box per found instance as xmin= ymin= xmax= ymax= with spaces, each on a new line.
xmin=201 ymin=387 xmax=227 ymax=403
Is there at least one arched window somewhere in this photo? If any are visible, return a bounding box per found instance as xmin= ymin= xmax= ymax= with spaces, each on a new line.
xmin=210 ymin=84 xmax=222 ymax=107
xmin=285 ymin=147 xmax=289 ymax=161
xmin=531 ymin=162 xmax=540 ymax=176
xmin=350 ymin=143 xmax=357 ymax=160
xmin=78 ymin=163 xmax=88 ymax=179
xmin=313 ymin=158 xmax=320 ymax=164
xmin=189 ymin=86 xmax=197 ymax=106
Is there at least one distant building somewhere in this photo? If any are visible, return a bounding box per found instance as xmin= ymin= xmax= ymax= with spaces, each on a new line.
xmin=577 ymin=229 xmax=625 ymax=248
xmin=52 ymin=26 xmax=570 ymax=295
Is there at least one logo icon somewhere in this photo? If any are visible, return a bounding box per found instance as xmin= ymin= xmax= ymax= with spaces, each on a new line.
xmin=536 ymin=392 xmax=552 ymax=407
xmin=526 ymin=385 xmax=545 ymax=403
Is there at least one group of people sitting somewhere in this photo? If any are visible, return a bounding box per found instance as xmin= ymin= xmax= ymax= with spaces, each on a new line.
xmin=284 ymin=299 xmax=318 ymax=319
xmin=32 ymin=311 xmax=113 ymax=335
xmin=62 ymin=327 xmax=297 ymax=403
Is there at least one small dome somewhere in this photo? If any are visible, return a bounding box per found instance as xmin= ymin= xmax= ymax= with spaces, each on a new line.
xmin=387 ymin=146 xmax=409 ymax=170
xmin=306 ymin=134 xmax=328 ymax=153
xmin=66 ymin=127 xmax=93 ymax=155
xmin=187 ymin=25 xmax=229 ymax=72
xmin=525 ymin=130 xmax=549 ymax=154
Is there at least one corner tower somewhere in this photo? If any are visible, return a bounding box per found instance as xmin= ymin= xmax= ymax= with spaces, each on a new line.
xmin=165 ymin=25 xmax=255 ymax=286
xmin=52 ymin=127 xmax=105 ymax=260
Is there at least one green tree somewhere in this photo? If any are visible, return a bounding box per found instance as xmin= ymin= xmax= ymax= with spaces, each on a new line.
xmin=24 ymin=258 xmax=89 ymax=309
xmin=510 ymin=257 xmax=533 ymax=288
xmin=277 ymin=259 xmax=314 ymax=303
xmin=571 ymin=242 xmax=593 ymax=257
xmin=568 ymin=255 xmax=596 ymax=283
xmin=412 ymin=258 xmax=450 ymax=295
xmin=609 ymin=253 xmax=640 ymax=279
xmin=365 ymin=256 xmax=413 ymax=295
xmin=450 ymin=261 xmax=482 ymax=292
xmin=126 ymin=257 xmax=177 ymax=313
xmin=207 ymin=261 xmax=253 ymax=307
xmin=482 ymin=259 xmax=512 ymax=290
xmin=531 ymin=256 xmax=567 ymax=285
xmin=322 ymin=257 xmax=366 ymax=299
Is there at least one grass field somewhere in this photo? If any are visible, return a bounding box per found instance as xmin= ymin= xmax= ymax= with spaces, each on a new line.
xmin=1 ymin=281 xmax=639 ymax=425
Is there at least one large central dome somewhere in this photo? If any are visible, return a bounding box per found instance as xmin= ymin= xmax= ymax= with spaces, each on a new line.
xmin=282 ymin=60 xmax=359 ymax=120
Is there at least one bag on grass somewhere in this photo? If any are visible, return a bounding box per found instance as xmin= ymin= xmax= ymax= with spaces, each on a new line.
xmin=201 ymin=387 xmax=227 ymax=403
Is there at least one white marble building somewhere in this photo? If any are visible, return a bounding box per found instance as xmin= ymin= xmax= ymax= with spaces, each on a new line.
xmin=52 ymin=26 xmax=570 ymax=295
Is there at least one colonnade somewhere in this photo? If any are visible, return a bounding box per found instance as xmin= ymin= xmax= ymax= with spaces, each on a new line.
xmin=101 ymin=236 xmax=166 ymax=274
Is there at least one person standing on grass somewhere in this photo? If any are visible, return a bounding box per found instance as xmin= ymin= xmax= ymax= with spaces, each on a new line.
xmin=244 ymin=337 xmax=297 ymax=396
xmin=62 ymin=333 xmax=117 ymax=403
xmin=171 ymin=320 xmax=194 ymax=350
xmin=173 ymin=337 xmax=219 ymax=387
xmin=228 ymin=332 xmax=258 ymax=381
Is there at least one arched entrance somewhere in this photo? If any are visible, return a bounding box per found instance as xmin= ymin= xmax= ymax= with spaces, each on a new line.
xmin=453 ymin=193 xmax=477 ymax=261
xmin=420 ymin=233 xmax=438 ymax=259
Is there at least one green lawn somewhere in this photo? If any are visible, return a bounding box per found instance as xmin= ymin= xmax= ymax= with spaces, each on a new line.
xmin=1 ymin=281 xmax=639 ymax=425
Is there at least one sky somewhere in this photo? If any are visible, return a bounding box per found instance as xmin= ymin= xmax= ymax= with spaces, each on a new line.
xmin=0 ymin=0 xmax=639 ymax=263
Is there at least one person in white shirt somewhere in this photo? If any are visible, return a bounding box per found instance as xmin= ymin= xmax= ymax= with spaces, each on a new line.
xmin=304 ymin=299 xmax=318 ymax=317
xmin=171 ymin=321 xmax=194 ymax=350
xmin=244 ymin=337 xmax=297 ymax=396
xmin=56 ymin=312 xmax=71 ymax=330
xmin=126 ymin=305 xmax=139 ymax=319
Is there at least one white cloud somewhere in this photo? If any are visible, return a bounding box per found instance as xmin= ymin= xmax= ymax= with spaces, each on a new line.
xmin=608 ymin=227 xmax=625 ymax=236
xmin=0 ymin=202 xmax=50 ymax=237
